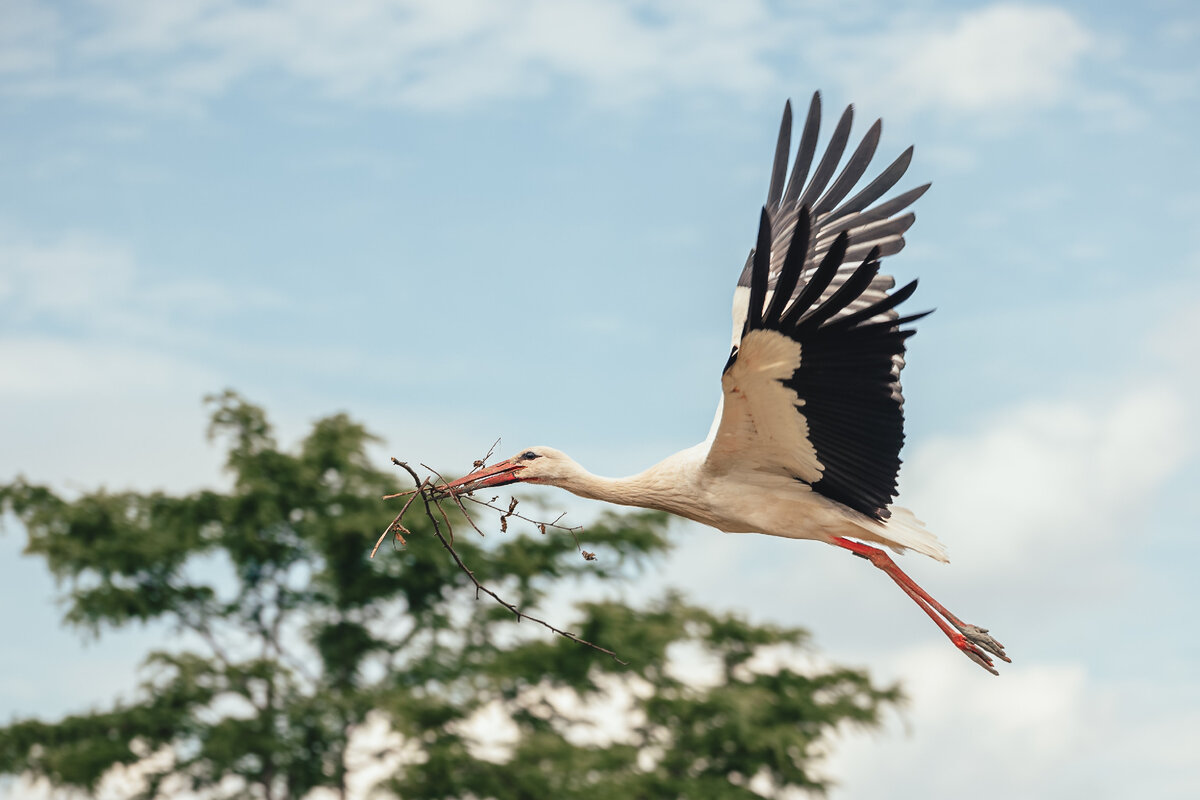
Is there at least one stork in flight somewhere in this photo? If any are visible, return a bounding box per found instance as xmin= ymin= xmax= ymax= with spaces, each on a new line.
xmin=437 ymin=93 xmax=1009 ymax=675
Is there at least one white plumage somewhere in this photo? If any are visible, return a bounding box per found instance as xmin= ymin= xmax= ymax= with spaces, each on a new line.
xmin=437 ymin=93 xmax=1009 ymax=674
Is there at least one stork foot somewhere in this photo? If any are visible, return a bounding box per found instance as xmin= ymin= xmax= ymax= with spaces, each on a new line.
xmin=952 ymin=633 xmax=1000 ymax=675
xmin=831 ymin=537 xmax=1013 ymax=675
xmin=951 ymin=628 xmax=1013 ymax=675
xmin=958 ymin=623 xmax=1009 ymax=664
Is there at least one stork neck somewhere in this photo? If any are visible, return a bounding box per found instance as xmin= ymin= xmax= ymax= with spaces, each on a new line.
xmin=561 ymin=471 xmax=649 ymax=507
xmin=556 ymin=452 xmax=701 ymax=516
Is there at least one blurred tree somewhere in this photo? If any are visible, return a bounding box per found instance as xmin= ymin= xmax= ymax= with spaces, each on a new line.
xmin=0 ymin=391 xmax=901 ymax=799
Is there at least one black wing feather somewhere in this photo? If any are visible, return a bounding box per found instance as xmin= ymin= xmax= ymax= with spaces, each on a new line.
xmin=827 ymin=145 xmax=915 ymax=223
xmin=745 ymin=207 xmax=772 ymax=334
xmin=766 ymin=101 xmax=793 ymax=210
xmin=812 ymin=118 xmax=881 ymax=215
xmin=782 ymin=93 xmax=822 ymax=209
xmin=737 ymin=93 xmax=928 ymax=315
xmin=823 ymin=279 xmax=920 ymax=332
xmin=733 ymin=211 xmax=930 ymax=521
xmin=779 ymin=232 xmax=846 ymax=329
xmin=798 ymin=104 xmax=853 ymax=209
xmin=794 ymin=248 xmax=881 ymax=334
xmin=763 ymin=206 xmax=811 ymax=326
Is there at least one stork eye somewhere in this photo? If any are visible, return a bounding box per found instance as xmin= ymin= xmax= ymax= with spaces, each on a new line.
xmin=521 ymin=451 xmax=540 ymax=460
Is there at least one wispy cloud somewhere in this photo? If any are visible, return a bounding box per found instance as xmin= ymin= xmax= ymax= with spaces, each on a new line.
xmin=828 ymin=643 xmax=1200 ymax=800
xmin=0 ymin=0 xmax=60 ymax=75
xmin=811 ymin=3 xmax=1126 ymax=125
xmin=2 ymin=0 xmax=785 ymax=111
xmin=0 ymin=230 xmax=283 ymax=337
xmin=0 ymin=232 xmax=134 ymax=316
xmin=0 ymin=1 xmax=1124 ymax=120
xmin=0 ymin=228 xmax=285 ymax=490
xmin=903 ymin=384 xmax=1193 ymax=575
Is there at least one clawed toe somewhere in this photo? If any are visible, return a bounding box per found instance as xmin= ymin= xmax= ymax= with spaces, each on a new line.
xmin=951 ymin=623 xmax=1010 ymax=675
xmin=961 ymin=644 xmax=999 ymax=676
xmin=952 ymin=633 xmax=1001 ymax=676
xmin=960 ymin=624 xmax=1010 ymax=663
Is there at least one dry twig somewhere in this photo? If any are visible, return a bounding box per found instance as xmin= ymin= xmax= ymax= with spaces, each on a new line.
xmin=372 ymin=449 xmax=623 ymax=664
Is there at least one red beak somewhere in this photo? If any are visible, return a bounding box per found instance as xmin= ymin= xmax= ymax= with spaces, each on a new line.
xmin=434 ymin=458 xmax=526 ymax=497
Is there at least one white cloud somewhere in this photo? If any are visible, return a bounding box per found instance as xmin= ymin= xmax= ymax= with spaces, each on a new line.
xmin=1147 ymin=290 xmax=1200 ymax=389
xmin=0 ymin=336 xmax=216 ymax=397
xmin=826 ymin=645 xmax=1200 ymax=800
xmin=823 ymin=4 xmax=1099 ymax=120
xmin=0 ymin=0 xmax=60 ymax=76
xmin=0 ymin=1 xmax=1122 ymax=119
xmin=902 ymin=383 xmax=1193 ymax=574
xmin=827 ymin=646 xmax=1088 ymax=789
xmin=0 ymin=226 xmax=520 ymax=494
xmin=0 ymin=233 xmax=135 ymax=317
xmin=0 ymin=230 xmax=283 ymax=337
xmin=0 ymin=229 xmax=286 ymax=492
xmin=0 ymin=337 xmax=229 ymax=491
xmin=3 ymin=0 xmax=785 ymax=111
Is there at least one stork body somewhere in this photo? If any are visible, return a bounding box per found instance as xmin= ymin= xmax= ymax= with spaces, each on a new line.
xmin=438 ymin=93 xmax=1009 ymax=674
xmin=515 ymin=445 xmax=929 ymax=556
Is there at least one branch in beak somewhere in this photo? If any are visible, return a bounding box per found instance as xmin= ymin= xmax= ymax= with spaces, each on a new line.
xmin=433 ymin=458 xmax=526 ymax=497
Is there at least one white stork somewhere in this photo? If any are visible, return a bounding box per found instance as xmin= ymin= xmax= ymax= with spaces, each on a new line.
xmin=436 ymin=93 xmax=1009 ymax=675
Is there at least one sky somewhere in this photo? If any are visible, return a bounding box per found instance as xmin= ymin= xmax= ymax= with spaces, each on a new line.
xmin=1 ymin=0 xmax=1198 ymax=798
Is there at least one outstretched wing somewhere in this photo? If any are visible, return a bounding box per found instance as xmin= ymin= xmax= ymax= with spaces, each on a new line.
xmin=727 ymin=93 xmax=930 ymax=350
xmin=706 ymin=208 xmax=930 ymax=522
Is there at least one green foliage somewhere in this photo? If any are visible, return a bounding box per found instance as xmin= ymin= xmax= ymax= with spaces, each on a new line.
xmin=0 ymin=391 xmax=901 ymax=799
xmin=390 ymin=593 xmax=902 ymax=800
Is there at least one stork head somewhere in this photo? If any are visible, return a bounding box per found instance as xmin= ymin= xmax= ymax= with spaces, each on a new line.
xmin=434 ymin=446 xmax=576 ymax=495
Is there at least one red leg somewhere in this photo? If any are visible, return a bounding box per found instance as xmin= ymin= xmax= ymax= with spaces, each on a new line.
xmin=832 ymin=537 xmax=1010 ymax=675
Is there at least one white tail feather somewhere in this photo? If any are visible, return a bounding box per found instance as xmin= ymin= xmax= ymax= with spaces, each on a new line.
xmin=871 ymin=506 xmax=948 ymax=563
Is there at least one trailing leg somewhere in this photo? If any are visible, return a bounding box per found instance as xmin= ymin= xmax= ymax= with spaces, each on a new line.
xmin=832 ymin=537 xmax=1010 ymax=674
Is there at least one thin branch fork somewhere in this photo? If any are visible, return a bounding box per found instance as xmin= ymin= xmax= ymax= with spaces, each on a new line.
xmin=372 ymin=453 xmax=624 ymax=664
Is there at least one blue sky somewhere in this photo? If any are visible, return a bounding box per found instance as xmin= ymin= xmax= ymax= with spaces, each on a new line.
xmin=2 ymin=1 xmax=1198 ymax=798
